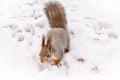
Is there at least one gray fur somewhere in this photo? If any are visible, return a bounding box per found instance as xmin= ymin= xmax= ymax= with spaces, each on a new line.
xmin=46 ymin=28 xmax=70 ymax=60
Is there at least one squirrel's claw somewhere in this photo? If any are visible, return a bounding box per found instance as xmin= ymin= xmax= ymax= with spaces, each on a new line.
xmin=52 ymin=63 xmax=61 ymax=67
xmin=52 ymin=59 xmax=61 ymax=67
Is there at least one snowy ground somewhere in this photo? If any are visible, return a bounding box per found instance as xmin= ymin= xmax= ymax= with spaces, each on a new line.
xmin=0 ymin=0 xmax=120 ymax=80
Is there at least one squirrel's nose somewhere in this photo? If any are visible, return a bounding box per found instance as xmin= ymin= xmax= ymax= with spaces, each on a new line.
xmin=40 ymin=58 xmax=48 ymax=63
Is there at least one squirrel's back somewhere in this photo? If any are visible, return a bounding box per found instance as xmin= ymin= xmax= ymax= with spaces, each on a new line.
xmin=44 ymin=1 xmax=67 ymax=29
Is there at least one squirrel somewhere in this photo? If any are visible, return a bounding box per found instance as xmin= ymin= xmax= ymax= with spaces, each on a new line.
xmin=39 ymin=1 xmax=70 ymax=67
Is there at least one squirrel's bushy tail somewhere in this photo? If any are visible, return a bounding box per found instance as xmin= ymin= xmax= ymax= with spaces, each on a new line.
xmin=44 ymin=1 xmax=67 ymax=30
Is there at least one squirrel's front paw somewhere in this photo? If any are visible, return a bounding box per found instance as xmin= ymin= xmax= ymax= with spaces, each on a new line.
xmin=52 ymin=59 xmax=61 ymax=67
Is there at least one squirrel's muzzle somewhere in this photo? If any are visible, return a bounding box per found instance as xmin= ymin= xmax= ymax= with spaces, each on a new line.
xmin=40 ymin=58 xmax=48 ymax=63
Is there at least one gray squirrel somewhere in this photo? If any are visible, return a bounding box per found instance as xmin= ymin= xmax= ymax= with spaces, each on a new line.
xmin=39 ymin=1 xmax=70 ymax=67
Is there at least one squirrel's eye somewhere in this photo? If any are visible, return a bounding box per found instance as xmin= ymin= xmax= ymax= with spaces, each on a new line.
xmin=47 ymin=55 xmax=50 ymax=57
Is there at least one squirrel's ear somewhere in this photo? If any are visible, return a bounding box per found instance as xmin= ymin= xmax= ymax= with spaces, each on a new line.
xmin=46 ymin=39 xmax=52 ymax=51
xmin=42 ymin=34 xmax=45 ymax=47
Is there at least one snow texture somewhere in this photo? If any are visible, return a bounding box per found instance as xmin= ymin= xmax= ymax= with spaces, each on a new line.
xmin=0 ymin=0 xmax=120 ymax=80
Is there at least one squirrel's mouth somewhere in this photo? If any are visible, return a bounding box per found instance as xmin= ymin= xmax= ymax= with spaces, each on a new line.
xmin=40 ymin=58 xmax=48 ymax=63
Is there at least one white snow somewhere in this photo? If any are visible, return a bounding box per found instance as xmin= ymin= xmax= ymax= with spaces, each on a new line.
xmin=0 ymin=0 xmax=120 ymax=80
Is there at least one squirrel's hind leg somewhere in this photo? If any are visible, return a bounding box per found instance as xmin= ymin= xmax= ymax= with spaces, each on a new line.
xmin=65 ymin=49 xmax=69 ymax=53
xmin=65 ymin=36 xmax=70 ymax=53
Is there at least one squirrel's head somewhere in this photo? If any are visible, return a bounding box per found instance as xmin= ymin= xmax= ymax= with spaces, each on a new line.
xmin=39 ymin=35 xmax=52 ymax=63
